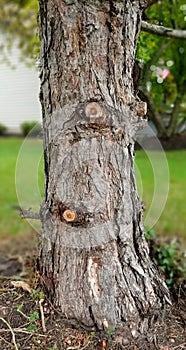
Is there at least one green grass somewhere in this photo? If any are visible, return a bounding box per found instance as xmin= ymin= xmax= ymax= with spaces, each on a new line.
xmin=135 ymin=149 xmax=186 ymax=239
xmin=0 ymin=137 xmax=44 ymax=237
xmin=0 ymin=137 xmax=185 ymax=241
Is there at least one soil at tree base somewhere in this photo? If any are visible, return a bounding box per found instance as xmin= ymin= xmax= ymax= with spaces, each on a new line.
xmin=0 ymin=232 xmax=185 ymax=350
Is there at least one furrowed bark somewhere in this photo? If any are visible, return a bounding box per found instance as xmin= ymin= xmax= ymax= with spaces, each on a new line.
xmin=38 ymin=0 xmax=171 ymax=333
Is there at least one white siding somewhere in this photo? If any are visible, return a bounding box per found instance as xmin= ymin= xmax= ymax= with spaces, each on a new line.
xmin=0 ymin=43 xmax=41 ymax=132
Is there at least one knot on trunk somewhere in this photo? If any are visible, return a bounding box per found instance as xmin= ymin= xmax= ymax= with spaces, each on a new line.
xmin=51 ymin=201 xmax=92 ymax=227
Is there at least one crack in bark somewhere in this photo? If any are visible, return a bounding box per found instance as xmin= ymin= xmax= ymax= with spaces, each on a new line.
xmin=88 ymin=306 xmax=98 ymax=330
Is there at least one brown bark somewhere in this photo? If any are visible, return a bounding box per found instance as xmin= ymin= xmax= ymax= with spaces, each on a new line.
xmin=139 ymin=89 xmax=167 ymax=137
xmin=166 ymin=82 xmax=186 ymax=137
xmin=38 ymin=0 xmax=171 ymax=333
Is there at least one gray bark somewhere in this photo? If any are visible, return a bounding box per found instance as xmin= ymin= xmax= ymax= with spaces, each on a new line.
xmin=141 ymin=20 xmax=186 ymax=39
xmin=38 ymin=0 xmax=171 ymax=333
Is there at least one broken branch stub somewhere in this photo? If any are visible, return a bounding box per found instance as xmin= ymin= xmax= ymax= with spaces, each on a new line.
xmin=63 ymin=209 xmax=77 ymax=222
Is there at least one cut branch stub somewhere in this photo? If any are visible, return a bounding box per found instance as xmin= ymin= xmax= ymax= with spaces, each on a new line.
xmin=63 ymin=209 xmax=77 ymax=222
xmin=55 ymin=203 xmax=89 ymax=226
xmin=135 ymin=101 xmax=147 ymax=117
xmin=85 ymin=102 xmax=104 ymax=122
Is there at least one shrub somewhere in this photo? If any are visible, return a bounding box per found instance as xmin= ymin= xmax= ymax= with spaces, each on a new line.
xmin=155 ymin=243 xmax=186 ymax=286
xmin=0 ymin=123 xmax=7 ymax=135
xmin=20 ymin=121 xmax=42 ymax=136
xmin=145 ymin=228 xmax=186 ymax=288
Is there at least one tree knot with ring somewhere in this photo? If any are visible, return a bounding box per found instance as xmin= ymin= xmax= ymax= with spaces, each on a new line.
xmin=85 ymin=102 xmax=103 ymax=121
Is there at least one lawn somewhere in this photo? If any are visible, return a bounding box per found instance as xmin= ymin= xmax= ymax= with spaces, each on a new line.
xmin=135 ymin=149 xmax=186 ymax=239
xmin=0 ymin=137 xmax=185 ymax=241
xmin=0 ymin=137 xmax=44 ymax=237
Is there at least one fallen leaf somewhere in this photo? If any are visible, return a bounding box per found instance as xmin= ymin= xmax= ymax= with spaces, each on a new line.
xmin=11 ymin=281 xmax=32 ymax=293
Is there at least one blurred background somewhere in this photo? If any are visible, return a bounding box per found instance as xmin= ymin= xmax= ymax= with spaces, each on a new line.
xmin=0 ymin=0 xmax=185 ymax=249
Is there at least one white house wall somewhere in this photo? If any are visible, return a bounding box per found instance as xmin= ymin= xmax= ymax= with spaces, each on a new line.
xmin=0 ymin=42 xmax=41 ymax=132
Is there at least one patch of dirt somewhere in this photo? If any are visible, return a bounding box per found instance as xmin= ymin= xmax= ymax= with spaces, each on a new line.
xmin=0 ymin=233 xmax=186 ymax=350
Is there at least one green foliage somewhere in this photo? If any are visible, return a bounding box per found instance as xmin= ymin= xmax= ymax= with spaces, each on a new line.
xmin=90 ymin=331 xmax=96 ymax=338
xmin=31 ymin=289 xmax=44 ymax=301
xmin=0 ymin=0 xmax=39 ymax=63
xmin=145 ymin=228 xmax=186 ymax=287
xmin=27 ymin=323 xmax=37 ymax=331
xmin=20 ymin=120 xmax=42 ymax=136
xmin=137 ymin=0 xmax=186 ymax=136
xmin=48 ymin=344 xmax=58 ymax=350
xmin=144 ymin=227 xmax=156 ymax=241
xmin=137 ymin=32 xmax=160 ymax=64
xmin=29 ymin=310 xmax=40 ymax=322
xmin=16 ymin=301 xmax=41 ymax=332
xmin=105 ymin=325 xmax=115 ymax=335
xmin=26 ymin=309 xmax=39 ymax=331
xmin=0 ymin=123 xmax=7 ymax=135
xmin=17 ymin=304 xmax=23 ymax=311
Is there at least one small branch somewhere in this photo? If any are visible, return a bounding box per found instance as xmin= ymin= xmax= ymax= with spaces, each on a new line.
xmin=141 ymin=21 xmax=186 ymax=39
xmin=17 ymin=309 xmax=29 ymax=320
xmin=176 ymin=117 xmax=186 ymax=133
xmin=12 ymin=206 xmax=40 ymax=220
xmin=20 ymin=209 xmax=41 ymax=220
xmin=39 ymin=299 xmax=46 ymax=333
xmin=173 ymin=342 xmax=186 ymax=349
xmin=67 ymin=340 xmax=91 ymax=350
xmin=0 ymin=328 xmax=48 ymax=336
xmin=0 ymin=317 xmax=18 ymax=350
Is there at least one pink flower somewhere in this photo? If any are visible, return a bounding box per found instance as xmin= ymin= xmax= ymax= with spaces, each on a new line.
xmin=158 ymin=68 xmax=170 ymax=80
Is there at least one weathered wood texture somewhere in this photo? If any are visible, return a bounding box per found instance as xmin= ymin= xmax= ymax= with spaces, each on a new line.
xmin=38 ymin=0 xmax=171 ymax=333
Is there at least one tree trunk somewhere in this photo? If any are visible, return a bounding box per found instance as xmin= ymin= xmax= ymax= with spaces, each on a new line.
xmin=38 ymin=0 xmax=171 ymax=333
xmin=166 ymin=82 xmax=186 ymax=137
xmin=139 ymin=89 xmax=167 ymax=137
xmin=139 ymin=40 xmax=170 ymax=138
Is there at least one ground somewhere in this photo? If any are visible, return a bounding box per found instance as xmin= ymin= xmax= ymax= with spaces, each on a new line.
xmin=0 ymin=232 xmax=186 ymax=350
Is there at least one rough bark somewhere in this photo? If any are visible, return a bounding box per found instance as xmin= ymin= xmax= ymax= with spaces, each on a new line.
xmin=38 ymin=0 xmax=171 ymax=333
